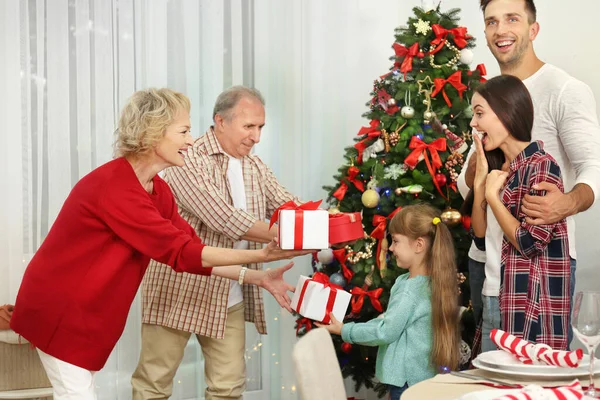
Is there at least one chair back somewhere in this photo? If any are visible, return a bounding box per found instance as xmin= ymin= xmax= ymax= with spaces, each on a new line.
xmin=292 ymin=328 xmax=347 ymax=400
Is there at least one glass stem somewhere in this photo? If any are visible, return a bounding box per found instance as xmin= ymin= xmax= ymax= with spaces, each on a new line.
xmin=588 ymin=345 xmax=597 ymax=395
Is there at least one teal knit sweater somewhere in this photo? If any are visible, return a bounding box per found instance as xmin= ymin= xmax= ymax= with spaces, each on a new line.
xmin=341 ymin=274 xmax=434 ymax=387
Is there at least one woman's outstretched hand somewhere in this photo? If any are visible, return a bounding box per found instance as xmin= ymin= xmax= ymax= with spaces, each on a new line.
xmin=259 ymin=262 xmax=297 ymax=312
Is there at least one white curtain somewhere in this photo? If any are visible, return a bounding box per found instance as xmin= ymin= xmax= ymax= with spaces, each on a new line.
xmin=4 ymin=0 xmax=600 ymax=399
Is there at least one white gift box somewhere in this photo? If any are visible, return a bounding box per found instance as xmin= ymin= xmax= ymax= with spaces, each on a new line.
xmin=278 ymin=209 xmax=329 ymax=250
xmin=291 ymin=275 xmax=351 ymax=323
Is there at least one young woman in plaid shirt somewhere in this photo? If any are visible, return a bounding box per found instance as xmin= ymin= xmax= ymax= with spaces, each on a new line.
xmin=470 ymin=75 xmax=570 ymax=350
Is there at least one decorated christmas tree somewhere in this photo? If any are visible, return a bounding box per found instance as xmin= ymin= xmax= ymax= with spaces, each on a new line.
xmin=294 ymin=5 xmax=486 ymax=395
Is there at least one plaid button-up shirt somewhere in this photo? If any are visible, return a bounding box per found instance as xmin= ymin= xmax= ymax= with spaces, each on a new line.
xmin=499 ymin=141 xmax=570 ymax=350
xmin=141 ymin=128 xmax=296 ymax=338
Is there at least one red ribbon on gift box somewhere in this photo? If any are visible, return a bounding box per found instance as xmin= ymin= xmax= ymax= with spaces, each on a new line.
xmin=269 ymin=200 xmax=323 ymax=249
xmin=296 ymin=272 xmax=343 ymax=324
xmin=350 ymin=287 xmax=383 ymax=314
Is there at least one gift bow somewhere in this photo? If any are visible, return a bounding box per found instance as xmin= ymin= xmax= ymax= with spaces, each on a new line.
xmin=490 ymin=329 xmax=584 ymax=367
xmin=430 ymin=24 xmax=469 ymax=53
xmin=405 ymin=137 xmax=448 ymax=200
xmin=350 ymin=287 xmax=383 ymax=314
xmin=333 ymin=248 xmax=354 ymax=282
xmin=393 ymin=42 xmax=420 ymax=78
xmin=468 ymin=63 xmax=487 ymax=82
xmin=354 ymin=121 xmax=382 ymax=164
xmin=432 ymin=71 xmax=467 ymax=107
xmin=333 ymin=166 xmax=365 ymax=201
xmin=295 ymin=317 xmax=313 ymax=335
xmin=297 ymin=272 xmax=344 ymax=324
xmin=268 ymin=200 xmax=322 ymax=229
xmin=492 ymin=380 xmax=584 ymax=400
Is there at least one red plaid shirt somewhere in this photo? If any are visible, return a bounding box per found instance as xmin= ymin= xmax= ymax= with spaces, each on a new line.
xmin=141 ymin=128 xmax=296 ymax=338
xmin=499 ymin=141 xmax=570 ymax=350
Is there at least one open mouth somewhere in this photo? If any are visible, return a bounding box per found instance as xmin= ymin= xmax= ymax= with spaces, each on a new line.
xmin=495 ymin=39 xmax=515 ymax=52
xmin=481 ymin=132 xmax=489 ymax=146
xmin=178 ymin=150 xmax=186 ymax=158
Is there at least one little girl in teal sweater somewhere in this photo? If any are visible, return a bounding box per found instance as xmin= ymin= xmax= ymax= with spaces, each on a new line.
xmin=317 ymin=204 xmax=460 ymax=399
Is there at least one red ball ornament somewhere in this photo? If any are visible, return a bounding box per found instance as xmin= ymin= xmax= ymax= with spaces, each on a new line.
xmin=435 ymin=173 xmax=447 ymax=187
xmin=341 ymin=342 xmax=353 ymax=354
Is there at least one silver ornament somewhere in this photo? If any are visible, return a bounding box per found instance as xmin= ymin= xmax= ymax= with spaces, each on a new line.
xmin=329 ymin=272 xmax=347 ymax=288
xmin=423 ymin=110 xmax=436 ymax=120
xmin=317 ymin=249 xmax=334 ymax=265
xmin=388 ymin=98 xmax=396 ymax=106
xmin=401 ymin=106 xmax=415 ymax=119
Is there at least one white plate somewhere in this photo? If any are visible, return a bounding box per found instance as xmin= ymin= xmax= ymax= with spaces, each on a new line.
xmin=475 ymin=350 xmax=592 ymax=374
xmin=472 ymin=357 xmax=600 ymax=378
xmin=455 ymin=389 xmax=597 ymax=400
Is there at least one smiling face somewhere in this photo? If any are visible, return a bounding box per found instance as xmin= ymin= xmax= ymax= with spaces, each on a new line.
xmin=469 ymin=92 xmax=511 ymax=152
xmin=483 ymin=0 xmax=539 ymax=69
xmin=214 ymin=96 xmax=265 ymax=158
xmin=154 ymin=109 xmax=193 ymax=167
xmin=389 ymin=233 xmax=424 ymax=270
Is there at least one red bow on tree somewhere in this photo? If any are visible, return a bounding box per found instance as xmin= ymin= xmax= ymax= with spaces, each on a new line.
xmin=370 ymin=207 xmax=402 ymax=269
xmin=405 ymin=136 xmax=448 ymax=199
xmin=392 ymin=42 xmax=421 ymax=79
xmin=430 ymin=24 xmax=470 ymax=54
xmin=295 ymin=317 xmax=313 ymax=335
xmin=468 ymin=63 xmax=487 ymax=82
xmin=354 ymin=120 xmax=382 ymax=164
xmin=350 ymin=287 xmax=384 ymax=314
xmin=432 ymin=71 xmax=467 ymax=107
xmin=332 ymin=248 xmax=354 ymax=282
xmin=333 ymin=166 xmax=365 ymax=201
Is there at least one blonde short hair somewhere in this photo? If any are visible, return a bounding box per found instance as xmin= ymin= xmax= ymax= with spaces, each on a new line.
xmin=114 ymin=88 xmax=190 ymax=158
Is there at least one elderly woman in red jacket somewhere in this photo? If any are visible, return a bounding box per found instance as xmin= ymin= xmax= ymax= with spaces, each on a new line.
xmin=10 ymin=88 xmax=309 ymax=399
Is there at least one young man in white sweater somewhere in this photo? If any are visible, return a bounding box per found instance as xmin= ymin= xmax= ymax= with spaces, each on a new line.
xmin=459 ymin=0 xmax=600 ymax=351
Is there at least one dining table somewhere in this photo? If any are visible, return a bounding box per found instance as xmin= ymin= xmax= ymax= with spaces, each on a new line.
xmin=402 ymin=367 xmax=600 ymax=400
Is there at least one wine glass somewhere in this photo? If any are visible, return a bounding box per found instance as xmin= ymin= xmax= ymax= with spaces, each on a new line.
xmin=572 ymin=291 xmax=600 ymax=397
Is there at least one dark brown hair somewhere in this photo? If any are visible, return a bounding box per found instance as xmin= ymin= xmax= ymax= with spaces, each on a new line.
xmin=389 ymin=204 xmax=460 ymax=371
xmin=461 ymin=75 xmax=534 ymax=216
xmin=480 ymin=0 xmax=537 ymax=23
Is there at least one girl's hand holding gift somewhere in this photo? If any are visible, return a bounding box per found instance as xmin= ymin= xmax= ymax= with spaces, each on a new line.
xmin=315 ymin=312 xmax=343 ymax=335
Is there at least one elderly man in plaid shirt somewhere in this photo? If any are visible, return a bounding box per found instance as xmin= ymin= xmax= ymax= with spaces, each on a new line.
xmin=131 ymin=86 xmax=300 ymax=399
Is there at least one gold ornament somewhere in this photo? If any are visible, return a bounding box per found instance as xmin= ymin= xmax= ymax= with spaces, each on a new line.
xmin=345 ymin=237 xmax=376 ymax=264
xmin=440 ymin=208 xmax=462 ymax=227
xmin=389 ymin=131 xmax=399 ymax=147
xmin=328 ymin=206 xmax=341 ymax=214
xmin=394 ymin=187 xmax=403 ymax=196
xmin=429 ymin=41 xmax=461 ymax=69
xmin=361 ymin=189 xmax=380 ymax=208
xmin=462 ymin=130 xmax=473 ymax=142
xmin=381 ymin=129 xmax=391 ymax=152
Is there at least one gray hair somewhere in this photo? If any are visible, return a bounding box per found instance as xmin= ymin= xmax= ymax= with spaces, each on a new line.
xmin=212 ymin=86 xmax=265 ymax=121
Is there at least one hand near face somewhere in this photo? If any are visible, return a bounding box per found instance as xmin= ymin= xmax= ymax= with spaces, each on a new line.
xmin=315 ymin=312 xmax=343 ymax=335
xmin=473 ymin=133 xmax=489 ymax=190
xmin=485 ymin=170 xmax=509 ymax=201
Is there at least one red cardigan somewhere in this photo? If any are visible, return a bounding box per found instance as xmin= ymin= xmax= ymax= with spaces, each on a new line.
xmin=11 ymin=158 xmax=212 ymax=370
